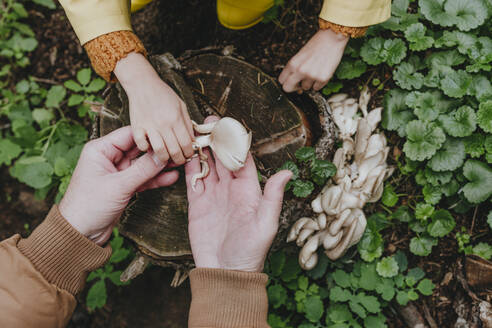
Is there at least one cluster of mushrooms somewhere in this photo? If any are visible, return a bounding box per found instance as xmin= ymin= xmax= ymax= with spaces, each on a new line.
xmin=287 ymin=87 xmax=394 ymax=270
xmin=190 ymin=117 xmax=252 ymax=189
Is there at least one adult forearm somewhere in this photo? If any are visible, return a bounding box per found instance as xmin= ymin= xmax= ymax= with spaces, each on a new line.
xmin=0 ymin=206 xmax=111 ymax=328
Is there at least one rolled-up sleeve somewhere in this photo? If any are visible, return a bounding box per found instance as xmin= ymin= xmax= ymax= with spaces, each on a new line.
xmin=320 ymin=0 xmax=391 ymax=27
xmin=59 ymin=0 xmax=132 ymax=45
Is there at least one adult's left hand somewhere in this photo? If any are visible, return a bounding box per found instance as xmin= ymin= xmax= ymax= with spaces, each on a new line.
xmin=279 ymin=28 xmax=349 ymax=93
xmin=59 ymin=126 xmax=179 ymax=246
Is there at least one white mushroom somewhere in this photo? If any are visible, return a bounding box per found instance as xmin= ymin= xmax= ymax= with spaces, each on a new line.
xmin=287 ymin=89 xmax=393 ymax=268
xmin=191 ymin=117 xmax=252 ymax=189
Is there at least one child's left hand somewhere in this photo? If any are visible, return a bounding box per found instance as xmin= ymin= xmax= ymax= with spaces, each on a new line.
xmin=279 ymin=28 xmax=349 ymax=93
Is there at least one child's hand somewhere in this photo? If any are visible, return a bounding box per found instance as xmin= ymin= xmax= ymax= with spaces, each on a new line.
xmin=279 ymin=28 xmax=349 ymax=93
xmin=114 ymin=53 xmax=194 ymax=165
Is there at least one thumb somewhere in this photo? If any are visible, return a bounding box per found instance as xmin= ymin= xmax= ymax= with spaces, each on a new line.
xmin=118 ymin=152 xmax=166 ymax=192
xmin=257 ymin=170 xmax=293 ymax=227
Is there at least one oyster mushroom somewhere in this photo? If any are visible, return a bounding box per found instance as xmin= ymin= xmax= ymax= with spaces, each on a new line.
xmin=191 ymin=117 xmax=252 ymax=189
xmin=287 ymin=89 xmax=394 ymax=269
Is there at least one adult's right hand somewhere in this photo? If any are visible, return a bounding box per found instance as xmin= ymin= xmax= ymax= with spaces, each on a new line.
xmin=114 ymin=52 xmax=195 ymax=165
xmin=185 ymin=116 xmax=292 ymax=272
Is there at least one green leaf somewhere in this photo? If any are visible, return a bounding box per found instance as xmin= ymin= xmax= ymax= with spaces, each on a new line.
xmin=440 ymin=106 xmax=477 ymax=137
xmin=410 ymin=235 xmax=437 ymax=256
xmin=295 ymin=147 xmax=316 ymax=162
xmin=427 ymin=209 xmax=456 ymax=237
xmin=329 ymin=286 xmax=352 ymax=302
xmin=327 ymin=303 xmax=352 ymax=324
xmin=32 ymin=109 xmax=54 ymax=126
xmin=45 ymin=85 xmax=67 ymax=108
xmin=12 ymin=3 xmax=28 ymax=17
xmin=424 ymin=167 xmax=453 ymax=186
xmin=77 ymin=68 xmax=92 ymax=86
xmin=428 ymin=138 xmax=466 ymax=172
xmin=349 ymin=300 xmax=367 ymax=319
xmin=488 ymin=211 xmax=492 ymax=230
xmin=477 ymin=101 xmax=492 ymax=133
xmin=441 ymin=70 xmax=472 ymax=98
xmin=405 ymin=91 xmax=450 ymax=121
xmin=394 ymin=62 xmax=424 ymax=90
xmin=394 ymin=250 xmax=408 ymax=272
xmin=10 ymin=157 xmax=54 ymax=189
xmin=435 ymin=30 xmax=478 ymax=54
xmin=359 ymin=263 xmax=381 ymax=291
xmin=0 ymin=139 xmax=22 ymax=166
xmin=382 ymin=89 xmax=415 ymax=137
xmin=358 ymin=227 xmax=383 ymax=262
xmin=279 ymin=161 xmax=299 ymax=180
xmin=68 ymin=94 xmax=85 ymax=107
xmin=280 ymin=256 xmax=301 ymax=282
xmin=269 ymin=251 xmax=286 ymax=277
xmin=55 ymin=123 xmax=88 ymax=146
xmin=382 ymin=185 xmax=399 ymax=207
xmin=107 ymin=270 xmax=127 ymax=286
xmin=311 ymin=159 xmax=336 ymax=185
xmin=268 ymin=284 xmax=287 ymax=309
xmin=396 ymin=290 xmax=410 ymax=305
xmin=462 ymin=160 xmax=492 ymax=203
xmin=333 ymin=269 xmax=351 ymax=288
xmin=376 ymin=278 xmax=396 ymax=301
xmin=403 ymin=121 xmax=446 ymax=161
xmin=32 ymin=0 xmax=56 ymax=9
xmin=407 ymin=267 xmax=426 ymax=282
xmin=335 ymin=59 xmax=367 ymax=79
xmin=110 ymin=248 xmax=130 ymax=263
xmin=415 ymin=203 xmax=435 ymax=220
xmin=376 ymin=256 xmax=399 ymax=278
xmin=322 ymin=81 xmax=344 ymax=96
xmin=404 ymin=23 xmax=434 ymax=51
xmin=468 ymin=75 xmax=492 ymax=102
xmin=86 ymin=279 xmax=107 ymax=310
xmin=85 ymin=78 xmax=106 ymax=92
xmin=64 ymin=80 xmax=83 ymax=92
xmin=417 ymin=278 xmax=435 ymax=296
xmin=408 ymin=289 xmax=419 ymax=301
xmin=423 ymin=184 xmax=442 ymax=205
xmin=304 ymin=296 xmax=324 ymax=322
xmin=363 ymin=314 xmax=387 ymax=328
xmin=472 ymin=243 xmax=492 ymax=260
xmin=54 ymin=157 xmax=71 ymax=177
xmin=292 ymin=180 xmax=314 ymax=198
xmin=444 ymin=0 xmax=488 ymax=31
xmin=385 ymin=39 xmax=408 ymax=66
xmin=360 ymin=38 xmax=407 ymax=66
xmin=391 ymin=206 xmax=414 ymax=223
xmin=419 ymin=0 xmax=454 ymax=27
xmin=16 ymin=80 xmax=30 ymax=93
xmin=355 ymin=292 xmax=381 ymax=313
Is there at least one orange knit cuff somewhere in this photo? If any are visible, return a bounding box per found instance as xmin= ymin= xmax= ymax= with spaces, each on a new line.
xmin=318 ymin=18 xmax=368 ymax=38
xmin=18 ymin=206 xmax=112 ymax=295
xmin=84 ymin=30 xmax=147 ymax=82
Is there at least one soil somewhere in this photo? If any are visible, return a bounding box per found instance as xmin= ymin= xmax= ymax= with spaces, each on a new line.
xmin=2 ymin=0 xmax=489 ymax=327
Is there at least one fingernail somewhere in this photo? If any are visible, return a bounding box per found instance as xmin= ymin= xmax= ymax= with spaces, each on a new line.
xmin=151 ymin=153 xmax=165 ymax=167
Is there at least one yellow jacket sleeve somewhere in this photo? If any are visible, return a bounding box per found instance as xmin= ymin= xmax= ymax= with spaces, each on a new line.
xmin=59 ymin=0 xmax=132 ymax=45
xmin=320 ymin=0 xmax=391 ymax=27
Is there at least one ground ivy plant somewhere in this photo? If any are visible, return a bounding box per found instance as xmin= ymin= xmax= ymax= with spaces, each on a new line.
xmin=86 ymin=228 xmax=132 ymax=310
xmin=266 ymin=249 xmax=435 ymax=328
xmin=330 ymin=0 xmax=492 ymax=257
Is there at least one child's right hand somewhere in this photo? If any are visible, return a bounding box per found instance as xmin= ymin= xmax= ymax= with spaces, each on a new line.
xmin=114 ymin=52 xmax=195 ymax=165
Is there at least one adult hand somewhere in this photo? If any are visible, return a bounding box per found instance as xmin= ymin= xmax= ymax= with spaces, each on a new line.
xmin=114 ymin=52 xmax=195 ymax=165
xmin=59 ymin=126 xmax=179 ymax=246
xmin=279 ymin=28 xmax=349 ymax=93
xmin=185 ymin=117 xmax=292 ymax=272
